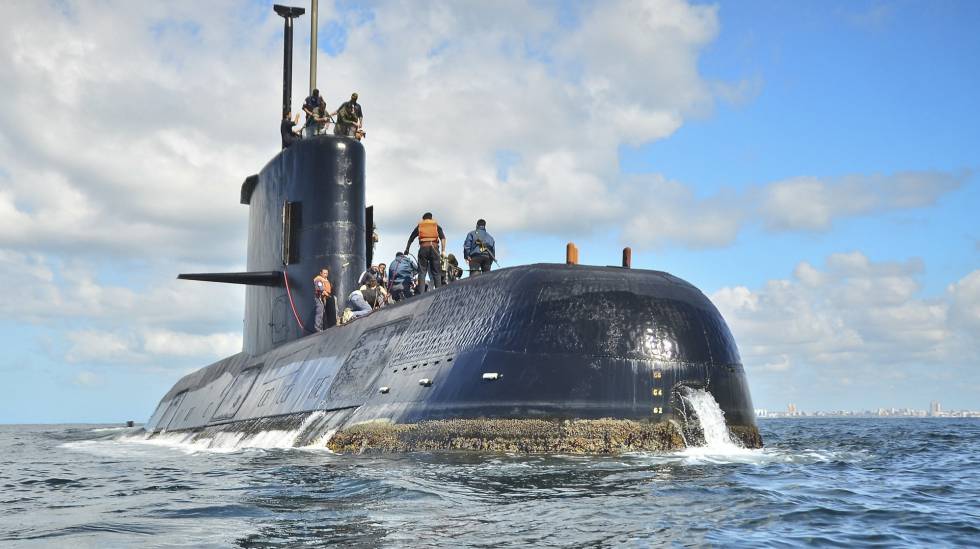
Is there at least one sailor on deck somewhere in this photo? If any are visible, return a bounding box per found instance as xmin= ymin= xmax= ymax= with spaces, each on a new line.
xmin=302 ymin=89 xmax=327 ymax=138
xmin=405 ymin=212 xmax=446 ymax=292
xmin=333 ymin=92 xmax=363 ymax=138
xmin=388 ymin=252 xmax=418 ymax=301
xmin=345 ymin=277 xmax=386 ymax=322
xmin=463 ymin=219 xmax=496 ymax=275
xmin=312 ymin=268 xmax=332 ymax=331
xmin=280 ymin=112 xmax=302 ymax=149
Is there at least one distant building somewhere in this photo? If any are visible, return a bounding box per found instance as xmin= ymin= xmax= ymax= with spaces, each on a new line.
xmin=930 ymin=401 xmax=942 ymax=416
xmin=787 ymin=403 xmax=797 ymax=415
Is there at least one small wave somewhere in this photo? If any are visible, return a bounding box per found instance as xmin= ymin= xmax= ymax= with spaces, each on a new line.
xmin=621 ymin=445 xmax=866 ymax=467
xmin=89 ymin=427 xmax=137 ymax=433
xmin=64 ymin=412 xmax=334 ymax=456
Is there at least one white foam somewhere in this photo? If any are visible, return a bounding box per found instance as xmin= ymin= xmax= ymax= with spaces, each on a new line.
xmin=680 ymin=388 xmax=741 ymax=450
xmin=621 ymin=389 xmax=861 ymax=466
xmin=89 ymin=426 xmax=137 ymax=433
xmin=64 ymin=412 xmax=334 ymax=456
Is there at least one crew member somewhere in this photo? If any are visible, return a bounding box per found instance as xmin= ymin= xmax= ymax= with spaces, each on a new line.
xmin=302 ymin=88 xmax=322 ymax=138
xmin=358 ymin=265 xmax=381 ymax=286
xmin=405 ymin=212 xmax=446 ymax=291
xmin=280 ymin=112 xmax=302 ymax=149
xmin=388 ymin=252 xmax=418 ymax=302
xmin=312 ymin=267 xmax=332 ymax=331
xmin=463 ymin=219 xmax=496 ymax=275
xmin=333 ymin=92 xmax=363 ymax=138
xmin=345 ymin=277 xmax=385 ymax=322
xmin=313 ymin=96 xmax=332 ymax=135
xmin=442 ymin=253 xmax=463 ymax=284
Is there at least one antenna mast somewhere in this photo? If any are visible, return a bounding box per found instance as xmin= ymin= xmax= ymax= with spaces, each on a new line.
xmin=309 ymin=0 xmax=318 ymax=94
xmin=274 ymin=4 xmax=306 ymax=119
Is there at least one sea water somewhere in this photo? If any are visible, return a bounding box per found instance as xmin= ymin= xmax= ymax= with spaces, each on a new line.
xmin=1 ymin=410 xmax=978 ymax=546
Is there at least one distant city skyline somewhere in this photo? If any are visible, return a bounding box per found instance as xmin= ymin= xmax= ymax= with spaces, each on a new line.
xmin=757 ymin=400 xmax=980 ymax=418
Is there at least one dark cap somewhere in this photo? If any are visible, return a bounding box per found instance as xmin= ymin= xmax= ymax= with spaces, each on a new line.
xmin=422 ymin=212 xmax=433 ymax=220
xmin=476 ymin=219 xmax=486 ymax=228
xmin=312 ymin=88 xmax=319 ymax=96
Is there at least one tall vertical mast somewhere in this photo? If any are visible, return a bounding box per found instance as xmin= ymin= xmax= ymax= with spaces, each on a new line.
xmin=274 ymin=5 xmax=306 ymax=120
xmin=309 ymin=0 xmax=318 ymax=94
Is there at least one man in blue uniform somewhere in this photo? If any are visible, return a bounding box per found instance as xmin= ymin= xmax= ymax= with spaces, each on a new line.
xmin=302 ymin=88 xmax=323 ymax=138
xmin=388 ymin=252 xmax=419 ymax=301
xmin=463 ymin=219 xmax=495 ymax=276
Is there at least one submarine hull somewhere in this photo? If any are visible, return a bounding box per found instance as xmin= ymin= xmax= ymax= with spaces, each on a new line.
xmin=146 ymin=263 xmax=761 ymax=451
xmin=149 ymin=136 xmax=760 ymax=452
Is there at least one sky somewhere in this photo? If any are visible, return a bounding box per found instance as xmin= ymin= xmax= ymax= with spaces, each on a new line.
xmin=0 ymin=0 xmax=977 ymax=423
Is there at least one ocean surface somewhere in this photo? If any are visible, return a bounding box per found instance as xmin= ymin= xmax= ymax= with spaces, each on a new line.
xmin=1 ymin=418 xmax=978 ymax=547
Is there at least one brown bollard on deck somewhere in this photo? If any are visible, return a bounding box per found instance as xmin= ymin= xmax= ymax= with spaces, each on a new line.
xmin=566 ymin=242 xmax=579 ymax=265
xmin=622 ymin=247 xmax=632 ymax=269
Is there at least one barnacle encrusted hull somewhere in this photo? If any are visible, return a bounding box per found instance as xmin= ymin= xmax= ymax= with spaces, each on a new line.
xmin=326 ymin=418 xmax=762 ymax=454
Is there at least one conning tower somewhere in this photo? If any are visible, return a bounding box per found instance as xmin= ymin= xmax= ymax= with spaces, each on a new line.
xmin=179 ymin=2 xmax=368 ymax=356
xmin=242 ymin=137 xmax=366 ymax=354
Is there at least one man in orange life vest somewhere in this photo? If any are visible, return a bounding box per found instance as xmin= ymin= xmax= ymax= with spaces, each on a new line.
xmin=404 ymin=212 xmax=447 ymax=291
xmin=312 ymin=267 xmax=333 ymax=331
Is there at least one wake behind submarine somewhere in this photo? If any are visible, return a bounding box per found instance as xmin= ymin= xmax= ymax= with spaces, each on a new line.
xmin=142 ymin=4 xmax=761 ymax=453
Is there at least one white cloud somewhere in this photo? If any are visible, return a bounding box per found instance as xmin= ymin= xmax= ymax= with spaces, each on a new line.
xmin=72 ymin=370 xmax=102 ymax=387
xmin=0 ymin=250 xmax=242 ymax=369
xmin=757 ymin=172 xmax=965 ymax=232
xmin=66 ymin=330 xmax=139 ymax=364
xmin=65 ymin=328 xmax=242 ymax=365
xmin=620 ymin=174 xmax=747 ymax=248
xmin=711 ymin=252 xmax=979 ymax=390
xmin=142 ymin=329 xmax=242 ymax=358
xmin=948 ymin=270 xmax=980 ymax=334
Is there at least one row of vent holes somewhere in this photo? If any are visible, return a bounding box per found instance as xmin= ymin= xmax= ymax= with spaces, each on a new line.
xmin=393 ymin=356 xmax=453 ymax=375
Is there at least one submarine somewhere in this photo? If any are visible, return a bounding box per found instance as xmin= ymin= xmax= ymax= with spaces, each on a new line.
xmin=141 ymin=3 xmax=761 ymax=453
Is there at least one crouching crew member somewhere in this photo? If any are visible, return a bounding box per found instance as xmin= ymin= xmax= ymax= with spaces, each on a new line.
xmin=388 ymin=252 xmax=418 ymax=301
xmin=312 ymin=267 xmax=333 ymax=331
xmin=463 ymin=219 xmax=495 ymax=276
xmin=344 ymin=278 xmax=386 ymax=322
xmin=405 ymin=212 xmax=446 ymax=291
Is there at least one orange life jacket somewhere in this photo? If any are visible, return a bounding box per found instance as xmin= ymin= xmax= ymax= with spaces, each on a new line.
xmin=313 ymin=274 xmax=331 ymax=297
xmin=418 ymin=218 xmax=440 ymax=244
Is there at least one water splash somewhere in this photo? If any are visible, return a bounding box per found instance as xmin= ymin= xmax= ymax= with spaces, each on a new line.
xmin=679 ymin=387 xmax=740 ymax=450
xmin=77 ymin=411 xmax=334 ymax=455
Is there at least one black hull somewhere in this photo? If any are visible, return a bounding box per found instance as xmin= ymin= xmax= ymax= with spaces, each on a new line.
xmin=152 ymin=136 xmax=760 ymax=452
xmin=147 ymin=264 xmax=760 ymax=451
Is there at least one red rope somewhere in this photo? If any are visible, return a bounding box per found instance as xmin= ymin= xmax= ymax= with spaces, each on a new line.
xmin=282 ymin=269 xmax=313 ymax=334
